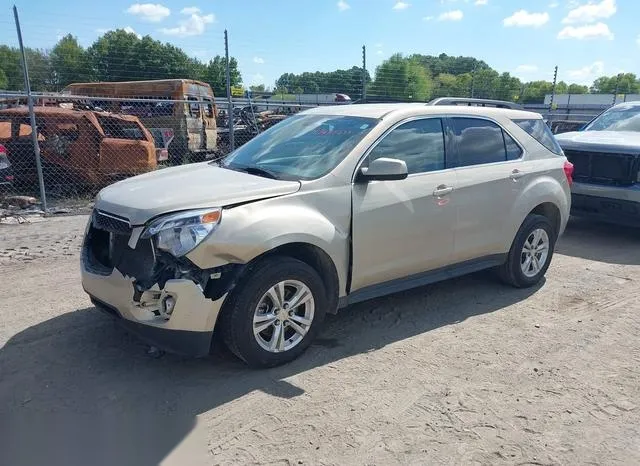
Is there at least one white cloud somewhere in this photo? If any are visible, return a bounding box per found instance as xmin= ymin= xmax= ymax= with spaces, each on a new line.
xmin=253 ymin=56 xmax=265 ymax=64
xmin=160 ymin=9 xmax=215 ymax=37
xmin=423 ymin=15 xmax=434 ymax=21
xmin=377 ymin=50 xmax=383 ymax=55
xmin=562 ymin=0 xmax=616 ymax=24
xmin=123 ymin=26 xmax=142 ymax=39
xmin=516 ymin=64 xmax=539 ymax=73
xmin=557 ymin=22 xmax=613 ymax=40
xmin=337 ymin=0 xmax=350 ymax=11
xmin=438 ymin=10 xmax=463 ymax=21
xmin=125 ymin=3 xmax=170 ymax=22
xmin=475 ymin=0 xmax=488 ymax=5
xmin=567 ymin=61 xmax=605 ymax=84
xmin=549 ymin=2 xmax=559 ymax=8
xmin=503 ymin=10 xmax=550 ymax=27
xmin=392 ymin=1 xmax=410 ymax=10
xmin=180 ymin=7 xmax=200 ymax=15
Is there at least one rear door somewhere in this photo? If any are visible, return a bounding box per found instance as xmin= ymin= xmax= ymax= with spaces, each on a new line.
xmin=446 ymin=116 xmax=527 ymax=263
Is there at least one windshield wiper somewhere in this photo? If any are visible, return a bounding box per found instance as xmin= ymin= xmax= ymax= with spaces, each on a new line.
xmin=230 ymin=165 xmax=280 ymax=180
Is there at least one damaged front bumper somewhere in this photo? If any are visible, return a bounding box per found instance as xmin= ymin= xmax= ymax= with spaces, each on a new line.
xmin=81 ymin=210 xmax=239 ymax=357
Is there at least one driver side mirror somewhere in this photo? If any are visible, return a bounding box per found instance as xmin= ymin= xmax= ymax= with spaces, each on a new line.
xmin=357 ymin=157 xmax=408 ymax=182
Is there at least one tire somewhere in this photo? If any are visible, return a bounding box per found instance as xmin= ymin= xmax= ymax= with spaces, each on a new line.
xmin=220 ymin=256 xmax=328 ymax=368
xmin=498 ymin=214 xmax=557 ymax=288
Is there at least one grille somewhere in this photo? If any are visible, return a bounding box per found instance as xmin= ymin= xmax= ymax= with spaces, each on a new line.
xmin=564 ymin=149 xmax=640 ymax=186
xmin=92 ymin=210 xmax=132 ymax=235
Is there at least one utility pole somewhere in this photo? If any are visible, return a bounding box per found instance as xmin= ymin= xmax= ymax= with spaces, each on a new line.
xmin=224 ymin=29 xmax=234 ymax=151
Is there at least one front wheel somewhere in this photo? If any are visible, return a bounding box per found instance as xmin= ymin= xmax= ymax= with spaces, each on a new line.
xmin=498 ymin=214 xmax=557 ymax=288
xmin=220 ymin=256 xmax=327 ymax=368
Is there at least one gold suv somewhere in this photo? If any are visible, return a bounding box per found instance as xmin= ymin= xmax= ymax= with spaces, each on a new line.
xmin=81 ymin=99 xmax=573 ymax=368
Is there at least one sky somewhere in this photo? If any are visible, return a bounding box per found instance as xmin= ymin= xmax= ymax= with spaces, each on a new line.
xmin=1 ymin=0 xmax=637 ymax=89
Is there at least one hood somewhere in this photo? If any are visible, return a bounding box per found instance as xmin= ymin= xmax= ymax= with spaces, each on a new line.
xmin=95 ymin=162 xmax=301 ymax=225
xmin=555 ymin=130 xmax=640 ymax=155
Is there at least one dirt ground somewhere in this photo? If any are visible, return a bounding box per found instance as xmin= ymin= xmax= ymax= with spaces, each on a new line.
xmin=0 ymin=214 xmax=639 ymax=466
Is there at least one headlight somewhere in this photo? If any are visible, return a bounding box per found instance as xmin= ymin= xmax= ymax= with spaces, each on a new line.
xmin=141 ymin=208 xmax=222 ymax=257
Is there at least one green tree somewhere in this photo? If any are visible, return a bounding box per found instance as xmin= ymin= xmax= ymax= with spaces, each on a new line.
xmin=591 ymin=73 xmax=640 ymax=94
xmin=0 ymin=45 xmax=53 ymax=91
xmin=410 ymin=53 xmax=490 ymax=76
xmin=200 ymin=56 xmax=241 ymax=97
xmin=0 ymin=68 xmax=7 ymax=89
xmin=50 ymin=34 xmax=90 ymax=89
xmin=86 ymin=29 xmax=217 ymax=85
xmin=494 ymin=72 xmax=522 ymax=101
xmin=520 ymin=80 xmax=555 ymax=104
xmin=274 ymin=67 xmax=370 ymax=98
xmin=567 ymin=83 xmax=588 ymax=94
xmin=369 ymin=54 xmax=433 ymax=101
xmin=249 ymin=84 xmax=266 ymax=92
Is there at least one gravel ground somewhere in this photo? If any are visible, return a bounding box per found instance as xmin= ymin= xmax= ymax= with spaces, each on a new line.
xmin=0 ymin=214 xmax=639 ymax=466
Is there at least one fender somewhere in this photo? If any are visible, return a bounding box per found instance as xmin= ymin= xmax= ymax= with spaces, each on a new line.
xmin=186 ymin=196 xmax=351 ymax=295
xmin=507 ymin=173 xmax=570 ymax=245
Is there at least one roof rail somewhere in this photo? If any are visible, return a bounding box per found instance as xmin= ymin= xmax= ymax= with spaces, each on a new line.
xmin=428 ymin=97 xmax=524 ymax=110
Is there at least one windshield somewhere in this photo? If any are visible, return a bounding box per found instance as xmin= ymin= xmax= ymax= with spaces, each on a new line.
xmin=584 ymin=104 xmax=640 ymax=132
xmin=220 ymin=114 xmax=378 ymax=180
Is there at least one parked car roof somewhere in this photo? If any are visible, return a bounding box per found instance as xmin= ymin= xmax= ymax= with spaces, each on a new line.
xmin=301 ymin=102 xmax=541 ymax=120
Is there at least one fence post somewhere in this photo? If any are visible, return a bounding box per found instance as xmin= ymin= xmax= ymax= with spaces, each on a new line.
xmin=224 ymin=29 xmax=235 ymax=152
xmin=13 ymin=5 xmax=47 ymax=212
xmin=612 ymin=73 xmax=621 ymax=106
xmin=361 ymin=45 xmax=367 ymax=103
xmin=470 ymin=67 xmax=476 ymax=98
xmin=548 ymin=65 xmax=558 ymax=119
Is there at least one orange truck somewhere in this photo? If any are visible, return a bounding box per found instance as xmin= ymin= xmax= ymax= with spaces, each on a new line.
xmin=0 ymin=106 xmax=158 ymax=188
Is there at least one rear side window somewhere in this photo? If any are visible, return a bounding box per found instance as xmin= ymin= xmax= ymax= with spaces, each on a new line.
xmin=513 ymin=119 xmax=563 ymax=155
xmin=97 ymin=116 xmax=146 ymax=140
xmin=449 ymin=118 xmax=522 ymax=168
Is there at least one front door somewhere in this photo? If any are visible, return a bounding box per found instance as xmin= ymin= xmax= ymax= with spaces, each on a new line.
xmin=351 ymin=117 xmax=457 ymax=292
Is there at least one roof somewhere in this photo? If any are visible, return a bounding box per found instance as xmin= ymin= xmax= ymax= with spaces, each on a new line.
xmin=65 ymin=79 xmax=209 ymax=87
xmin=0 ymin=106 xmax=145 ymax=123
xmin=301 ymin=102 xmax=542 ymax=120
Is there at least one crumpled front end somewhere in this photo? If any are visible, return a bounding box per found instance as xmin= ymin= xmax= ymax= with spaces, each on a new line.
xmin=80 ymin=209 xmax=241 ymax=357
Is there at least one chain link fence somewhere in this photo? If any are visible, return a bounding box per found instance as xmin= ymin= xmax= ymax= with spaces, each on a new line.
xmin=0 ymin=6 xmax=633 ymax=210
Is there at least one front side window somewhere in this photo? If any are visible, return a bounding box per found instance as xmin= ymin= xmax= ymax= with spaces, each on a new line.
xmin=367 ymin=118 xmax=445 ymax=174
xmin=514 ymin=118 xmax=562 ymax=155
xmin=221 ymin=114 xmax=377 ymax=180
xmin=449 ymin=118 xmax=518 ymax=168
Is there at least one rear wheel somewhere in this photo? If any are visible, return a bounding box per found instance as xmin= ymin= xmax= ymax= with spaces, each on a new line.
xmin=499 ymin=214 xmax=556 ymax=288
xmin=220 ymin=256 xmax=327 ymax=368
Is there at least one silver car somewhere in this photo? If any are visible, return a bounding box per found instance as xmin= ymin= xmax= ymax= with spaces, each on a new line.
xmin=81 ymin=100 xmax=573 ymax=368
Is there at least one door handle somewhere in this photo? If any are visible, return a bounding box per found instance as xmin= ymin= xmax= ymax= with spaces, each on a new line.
xmin=510 ymin=169 xmax=526 ymax=180
xmin=433 ymin=185 xmax=454 ymax=197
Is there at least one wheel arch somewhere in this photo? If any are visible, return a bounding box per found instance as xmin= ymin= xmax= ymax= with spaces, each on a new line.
xmin=528 ymin=202 xmax=562 ymax=237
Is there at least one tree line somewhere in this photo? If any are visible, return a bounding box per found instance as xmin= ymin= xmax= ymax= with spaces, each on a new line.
xmin=0 ymin=30 xmax=242 ymax=97
xmin=2 ymin=31 xmax=640 ymax=104
xmin=274 ymin=53 xmax=640 ymax=104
